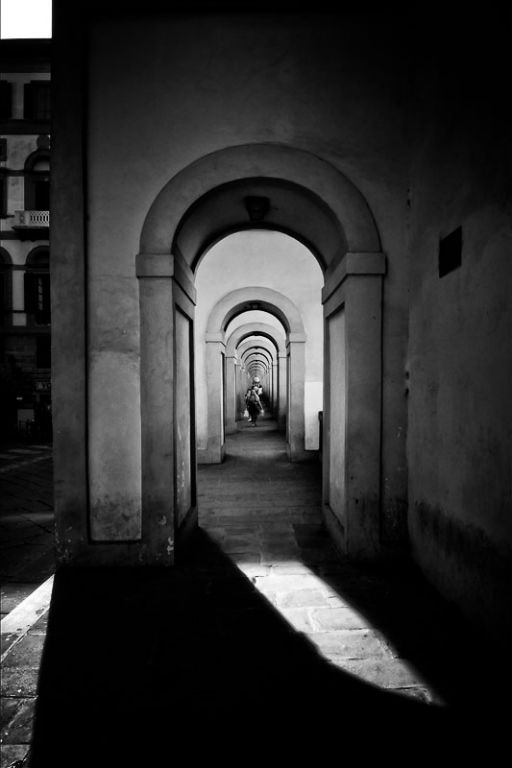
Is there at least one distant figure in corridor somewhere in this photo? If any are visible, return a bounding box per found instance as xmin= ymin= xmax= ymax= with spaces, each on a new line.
xmin=245 ymin=386 xmax=263 ymax=427
xmin=252 ymin=377 xmax=263 ymax=398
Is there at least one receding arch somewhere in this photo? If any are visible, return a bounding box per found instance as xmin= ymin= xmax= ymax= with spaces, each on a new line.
xmin=226 ymin=322 xmax=286 ymax=358
xmin=240 ymin=345 xmax=274 ymax=391
xmin=241 ymin=347 xmax=273 ymax=363
xmin=246 ymin=361 xmax=268 ymax=378
xmin=202 ymin=287 xmax=307 ymax=462
xmin=243 ymin=353 xmax=271 ymax=369
xmin=136 ymin=142 xmax=386 ymax=564
xmin=238 ymin=341 xmax=275 ymax=365
xmin=175 ymin=179 xmax=338 ymax=273
xmin=140 ymin=143 xmax=381 ymax=275
xmin=206 ymin=286 xmax=305 ymax=339
xmin=226 ymin=325 xmax=285 ymax=429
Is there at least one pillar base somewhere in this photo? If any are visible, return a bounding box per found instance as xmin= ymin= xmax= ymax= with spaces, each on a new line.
xmin=286 ymin=445 xmax=319 ymax=463
xmin=197 ymin=444 xmax=225 ymax=464
xmin=323 ymin=503 xmax=346 ymax=556
xmin=175 ymin=504 xmax=198 ymax=556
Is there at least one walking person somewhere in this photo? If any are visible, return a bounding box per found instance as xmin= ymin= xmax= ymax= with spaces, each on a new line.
xmin=245 ymin=386 xmax=263 ymax=427
xmin=252 ymin=377 xmax=263 ymax=398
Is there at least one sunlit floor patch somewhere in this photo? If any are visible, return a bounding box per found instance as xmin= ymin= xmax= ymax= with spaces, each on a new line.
xmin=241 ymin=557 xmax=440 ymax=703
xmin=203 ymin=520 xmax=444 ymax=706
xmin=199 ymin=421 xmax=446 ymax=708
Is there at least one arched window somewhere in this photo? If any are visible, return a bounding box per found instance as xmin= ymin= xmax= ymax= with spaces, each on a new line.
xmin=25 ymin=247 xmax=50 ymax=325
xmin=24 ymin=151 xmax=50 ymax=211
xmin=0 ymin=248 xmax=12 ymax=327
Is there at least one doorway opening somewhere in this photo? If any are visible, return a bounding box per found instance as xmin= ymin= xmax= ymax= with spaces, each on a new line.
xmin=134 ymin=143 xmax=384 ymax=565
xmin=194 ymin=230 xmax=323 ymax=464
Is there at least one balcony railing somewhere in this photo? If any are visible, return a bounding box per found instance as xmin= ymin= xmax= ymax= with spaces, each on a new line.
xmin=13 ymin=210 xmax=50 ymax=228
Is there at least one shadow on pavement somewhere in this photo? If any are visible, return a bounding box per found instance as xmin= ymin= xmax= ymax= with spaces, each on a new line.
xmin=27 ymin=529 xmax=484 ymax=768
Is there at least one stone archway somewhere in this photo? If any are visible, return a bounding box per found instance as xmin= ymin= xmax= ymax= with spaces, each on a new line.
xmin=225 ymin=322 xmax=286 ymax=431
xmin=140 ymin=143 xmax=380 ymax=267
xmin=238 ymin=344 xmax=274 ymax=423
xmin=51 ymin=124 xmax=389 ymax=566
xmin=238 ymin=342 xmax=275 ymax=415
xmin=53 ymin=142 xmax=385 ymax=566
xmin=135 ymin=144 xmax=385 ymax=562
xmin=201 ymin=287 xmax=306 ymax=463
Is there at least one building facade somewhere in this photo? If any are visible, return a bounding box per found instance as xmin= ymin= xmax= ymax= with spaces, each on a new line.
xmin=0 ymin=40 xmax=52 ymax=442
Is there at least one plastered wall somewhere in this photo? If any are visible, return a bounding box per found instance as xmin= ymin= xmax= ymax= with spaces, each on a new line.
xmin=406 ymin=13 xmax=512 ymax=638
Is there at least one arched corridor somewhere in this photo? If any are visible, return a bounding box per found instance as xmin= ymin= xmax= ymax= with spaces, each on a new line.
xmin=128 ymin=145 xmax=386 ymax=566
xmin=23 ymin=424 xmax=507 ymax=764
xmin=198 ymin=277 xmax=315 ymax=463
xmin=225 ymin=322 xmax=288 ymax=431
xmin=13 ymin=8 xmax=509 ymax=762
xmin=3 ymin=437 xmax=510 ymax=766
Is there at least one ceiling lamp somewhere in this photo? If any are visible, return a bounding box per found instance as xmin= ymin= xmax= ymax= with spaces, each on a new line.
xmin=244 ymin=195 xmax=270 ymax=222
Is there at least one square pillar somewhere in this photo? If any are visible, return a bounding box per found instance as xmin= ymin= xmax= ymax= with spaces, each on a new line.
xmin=322 ymin=252 xmax=386 ymax=560
xmin=137 ymin=252 xmax=197 ymax=563
xmin=271 ymin=362 xmax=277 ymax=412
xmin=224 ymin=355 xmax=238 ymax=434
xmin=277 ymin=354 xmax=287 ymax=431
xmin=52 ymin=17 xmax=89 ymax=565
xmin=199 ymin=332 xmax=225 ymax=463
xmin=236 ymin=362 xmax=245 ymax=421
xmin=286 ymin=335 xmax=308 ymax=461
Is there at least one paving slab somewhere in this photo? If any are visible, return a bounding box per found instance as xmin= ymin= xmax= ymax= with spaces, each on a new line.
xmin=2 ymin=635 xmax=46 ymax=669
xmin=311 ymin=605 xmax=369 ymax=631
xmin=0 ymin=586 xmax=37 ymax=618
xmin=306 ymin=629 xmax=391 ymax=660
xmin=0 ymin=744 xmax=29 ymax=768
xmin=0 ymin=697 xmax=35 ymax=744
xmin=2 ymin=668 xmax=40 ymax=697
xmin=0 ymin=450 xmax=54 ymax=763
xmin=275 ymin=588 xmax=329 ymax=609
xmin=338 ymin=657 xmax=430 ymax=691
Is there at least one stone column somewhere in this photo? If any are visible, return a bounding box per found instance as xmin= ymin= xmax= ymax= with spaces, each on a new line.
xmin=287 ymin=334 xmax=307 ymax=461
xmin=277 ymin=354 xmax=287 ymax=431
xmin=268 ymin=367 xmax=272 ymax=408
xmin=52 ymin=17 xmax=89 ymax=566
xmin=202 ymin=332 xmax=225 ymax=463
xmin=235 ymin=361 xmax=244 ymax=422
xmin=137 ymin=252 xmax=197 ymax=562
xmin=225 ymin=355 xmax=238 ymax=434
xmin=322 ymin=252 xmax=386 ymax=560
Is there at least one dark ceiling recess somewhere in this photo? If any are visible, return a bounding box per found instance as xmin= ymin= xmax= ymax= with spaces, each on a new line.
xmin=244 ymin=195 xmax=270 ymax=222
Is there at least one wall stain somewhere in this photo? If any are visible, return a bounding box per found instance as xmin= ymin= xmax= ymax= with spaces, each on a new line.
xmin=381 ymin=497 xmax=408 ymax=544
xmin=411 ymin=501 xmax=512 ymax=640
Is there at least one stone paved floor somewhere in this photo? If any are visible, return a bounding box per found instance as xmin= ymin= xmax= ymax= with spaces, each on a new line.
xmin=0 ymin=442 xmax=55 ymax=619
xmin=0 ymin=443 xmax=55 ymax=768
xmin=199 ymin=419 xmax=438 ymax=703
xmin=0 ymin=423 xmax=509 ymax=766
